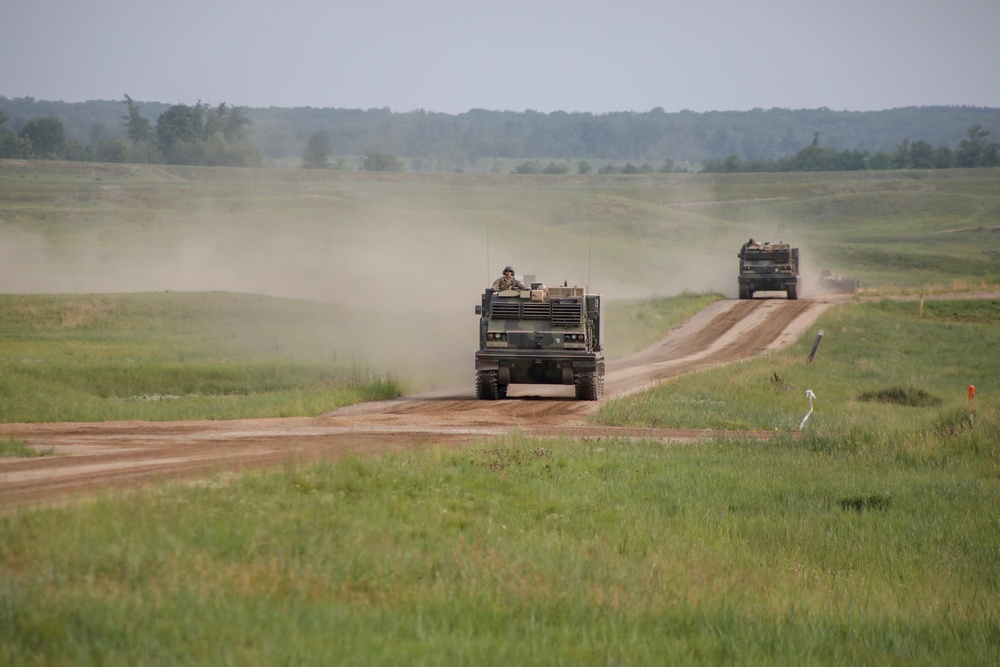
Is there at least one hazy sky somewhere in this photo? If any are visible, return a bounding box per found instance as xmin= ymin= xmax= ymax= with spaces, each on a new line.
xmin=3 ymin=0 xmax=998 ymax=113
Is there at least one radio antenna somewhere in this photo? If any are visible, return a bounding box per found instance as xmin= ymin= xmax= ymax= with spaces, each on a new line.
xmin=588 ymin=230 xmax=593 ymax=291
xmin=486 ymin=229 xmax=491 ymax=285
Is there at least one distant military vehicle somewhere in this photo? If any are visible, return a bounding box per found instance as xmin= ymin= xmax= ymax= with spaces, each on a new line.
xmin=737 ymin=238 xmax=800 ymax=299
xmin=475 ymin=277 xmax=604 ymax=400
xmin=816 ymin=269 xmax=861 ymax=293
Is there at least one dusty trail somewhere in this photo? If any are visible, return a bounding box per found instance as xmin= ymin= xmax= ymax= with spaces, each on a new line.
xmin=0 ymin=296 xmax=843 ymax=510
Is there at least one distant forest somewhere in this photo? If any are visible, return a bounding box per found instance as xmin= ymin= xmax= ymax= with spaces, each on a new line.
xmin=1 ymin=96 xmax=999 ymax=173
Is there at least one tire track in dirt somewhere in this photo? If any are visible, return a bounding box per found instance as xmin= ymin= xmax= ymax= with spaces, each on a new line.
xmin=0 ymin=297 xmax=841 ymax=510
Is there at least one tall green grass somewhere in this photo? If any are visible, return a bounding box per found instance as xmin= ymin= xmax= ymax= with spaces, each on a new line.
xmin=0 ymin=292 xmax=403 ymax=422
xmin=2 ymin=426 xmax=997 ymax=665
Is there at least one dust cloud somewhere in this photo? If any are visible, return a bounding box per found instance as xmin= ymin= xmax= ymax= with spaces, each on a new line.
xmin=0 ymin=168 xmax=821 ymax=389
xmin=1 ymin=208 xmax=492 ymax=389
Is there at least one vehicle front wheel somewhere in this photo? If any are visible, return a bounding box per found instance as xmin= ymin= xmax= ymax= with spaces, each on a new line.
xmin=475 ymin=370 xmax=499 ymax=400
xmin=574 ymin=372 xmax=600 ymax=401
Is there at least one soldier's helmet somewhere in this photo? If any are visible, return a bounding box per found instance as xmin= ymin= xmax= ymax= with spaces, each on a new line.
xmin=504 ymin=266 xmax=514 ymax=274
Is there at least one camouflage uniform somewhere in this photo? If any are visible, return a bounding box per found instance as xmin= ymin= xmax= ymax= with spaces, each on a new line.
xmin=492 ymin=267 xmax=527 ymax=291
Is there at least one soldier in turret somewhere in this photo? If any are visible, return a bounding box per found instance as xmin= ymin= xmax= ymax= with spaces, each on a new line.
xmin=492 ymin=266 xmax=527 ymax=291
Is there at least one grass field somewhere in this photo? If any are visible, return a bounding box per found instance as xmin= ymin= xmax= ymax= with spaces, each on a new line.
xmin=0 ymin=291 xmax=407 ymax=422
xmin=594 ymin=297 xmax=1000 ymax=436
xmin=1 ymin=161 xmax=999 ymax=664
xmin=2 ymin=428 xmax=997 ymax=665
xmin=2 ymin=312 xmax=998 ymax=664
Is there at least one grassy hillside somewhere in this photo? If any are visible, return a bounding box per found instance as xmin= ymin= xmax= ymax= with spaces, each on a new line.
xmin=2 ymin=161 xmax=998 ymax=303
xmin=2 ymin=160 xmax=997 ymax=405
xmin=2 ymin=161 xmax=998 ymax=663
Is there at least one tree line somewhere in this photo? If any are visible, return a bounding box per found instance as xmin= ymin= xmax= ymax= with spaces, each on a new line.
xmin=702 ymin=126 xmax=999 ymax=172
xmin=248 ymin=104 xmax=1000 ymax=170
xmin=2 ymin=96 xmax=999 ymax=173
xmin=0 ymin=96 xmax=261 ymax=167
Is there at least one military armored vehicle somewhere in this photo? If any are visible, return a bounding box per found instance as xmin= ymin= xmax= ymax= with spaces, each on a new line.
xmin=737 ymin=238 xmax=800 ymax=299
xmin=816 ymin=269 xmax=860 ymax=293
xmin=475 ymin=278 xmax=605 ymax=400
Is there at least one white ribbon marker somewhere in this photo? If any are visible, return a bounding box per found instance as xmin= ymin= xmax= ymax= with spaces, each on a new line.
xmin=799 ymin=389 xmax=816 ymax=430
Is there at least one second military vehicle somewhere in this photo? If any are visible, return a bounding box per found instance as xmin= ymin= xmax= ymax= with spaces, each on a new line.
xmin=475 ymin=278 xmax=604 ymax=400
xmin=737 ymin=238 xmax=800 ymax=299
xmin=816 ymin=269 xmax=861 ymax=293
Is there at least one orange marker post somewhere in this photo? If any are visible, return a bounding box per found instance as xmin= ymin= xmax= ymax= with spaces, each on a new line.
xmin=968 ymin=385 xmax=975 ymax=426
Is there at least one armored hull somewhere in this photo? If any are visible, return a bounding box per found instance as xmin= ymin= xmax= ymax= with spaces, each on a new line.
xmin=738 ymin=240 xmax=800 ymax=299
xmin=474 ymin=284 xmax=604 ymax=400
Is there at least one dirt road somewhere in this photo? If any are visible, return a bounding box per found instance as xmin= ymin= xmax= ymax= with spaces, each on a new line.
xmin=0 ymin=296 xmax=842 ymax=510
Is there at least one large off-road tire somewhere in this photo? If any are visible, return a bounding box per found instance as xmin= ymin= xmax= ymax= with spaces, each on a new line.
xmin=497 ymin=383 xmax=508 ymax=399
xmin=475 ymin=370 xmax=499 ymax=400
xmin=787 ymin=283 xmax=798 ymax=300
xmin=738 ymin=284 xmax=749 ymax=299
xmin=574 ymin=372 xmax=600 ymax=401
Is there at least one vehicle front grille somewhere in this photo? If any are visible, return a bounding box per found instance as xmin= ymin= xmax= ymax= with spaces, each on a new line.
xmin=522 ymin=303 xmax=550 ymax=319
xmin=551 ymin=303 xmax=583 ymax=326
xmin=490 ymin=300 xmax=583 ymax=326
xmin=491 ymin=302 xmax=521 ymax=319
